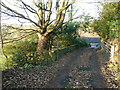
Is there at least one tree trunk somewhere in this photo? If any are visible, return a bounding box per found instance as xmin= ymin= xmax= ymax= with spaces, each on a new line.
xmin=37 ymin=33 xmax=51 ymax=51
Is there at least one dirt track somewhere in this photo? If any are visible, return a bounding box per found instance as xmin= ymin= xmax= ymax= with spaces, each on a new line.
xmin=3 ymin=48 xmax=113 ymax=88
xmin=44 ymin=48 xmax=108 ymax=88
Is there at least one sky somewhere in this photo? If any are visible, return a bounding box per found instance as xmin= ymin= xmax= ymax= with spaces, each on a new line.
xmin=1 ymin=0 xmax=103 ymax=25
xmin=70 ymin=0 xmax=103 ymax=20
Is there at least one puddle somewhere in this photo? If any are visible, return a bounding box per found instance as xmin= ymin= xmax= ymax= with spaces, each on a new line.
xmin=77 ymin=66 xmax=91 ymax=71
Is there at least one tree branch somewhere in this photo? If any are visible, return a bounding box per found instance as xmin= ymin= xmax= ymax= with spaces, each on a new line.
xmin=1 ymin=32 xmax=35 ymax=44
xmin=1 ymin=2 xmax=42 ymax=29
xmin=20 ymin=0 xmax=37 ymax=14
xmin=2 ymin=25 xmax=39 ymax=33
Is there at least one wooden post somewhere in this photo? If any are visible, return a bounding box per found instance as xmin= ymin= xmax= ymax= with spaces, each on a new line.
xmin=110 ymin=45 xmax=114 ymax=62
xmin=118 ymin=24 xmax=120 ymax=72
xmin=57 ymin=42 xmax=59 ymax=60
xmin=0 ymin=67 xmax=1 ymax=90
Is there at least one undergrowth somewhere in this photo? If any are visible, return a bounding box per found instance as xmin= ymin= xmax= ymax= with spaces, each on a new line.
xmin=0 ymin=22 xmax=88 ymax=71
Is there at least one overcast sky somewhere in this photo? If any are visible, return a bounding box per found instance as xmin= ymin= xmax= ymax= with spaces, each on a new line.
xmin=71 ymin=0 xmax=103 ymax=20
xmin=1 ymin=0 xmax=103 ymax=25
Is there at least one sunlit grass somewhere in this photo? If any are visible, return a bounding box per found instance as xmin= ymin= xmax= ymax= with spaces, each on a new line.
xmin=0 ymin=56 xmax=17 ymax=70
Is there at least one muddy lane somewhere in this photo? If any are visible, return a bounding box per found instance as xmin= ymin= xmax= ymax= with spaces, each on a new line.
xmin=89 ymin=49 xmax=107 ymax=88
xmin=2 ymin=48 xmax=111 ymax=88
xmin=44 ymin=48 xmax=86 ymax=88
xmin=44 ymin=48 xmax=108 ymax=88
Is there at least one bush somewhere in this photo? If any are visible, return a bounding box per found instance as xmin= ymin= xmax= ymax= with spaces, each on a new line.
xmin=4 ymin=40 xmax=37 ymax=55
xmin=76 ymin=38 xmax=88 ymax=47
xmin=3 ymin=40 xmax=38 ymax=66
xmin=0 ymin=56 xmax=17 ymax=70
xmin=26 ymin=50 xmax=54 ymax=65
xmin=53 ymin=22 xmax=80 ymax=49
xmin=2 ymin=39 xmax=56 ymax=68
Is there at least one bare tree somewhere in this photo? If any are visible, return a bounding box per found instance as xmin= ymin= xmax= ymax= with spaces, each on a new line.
xmin=0 ymin=25 xmax=8 ymax=59
xmin=1 ymin=0 xmax=75 ymax=51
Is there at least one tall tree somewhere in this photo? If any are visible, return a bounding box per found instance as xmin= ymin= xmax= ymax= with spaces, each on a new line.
xmin=68 ymin=4 xmax=73 ymax=22
xmin=94 ymin=2 xmax=119 ymax=41
xmin=1 ymin=0 xmax=75 ymax=51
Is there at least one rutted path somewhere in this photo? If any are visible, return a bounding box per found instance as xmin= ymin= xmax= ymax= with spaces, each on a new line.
xmin=3 ymin=48 xmax=109 ymax=88
xmin=89 ymin=49 xmax=107 ymax=88
xmin=44 ymin=48 xmax=86 ymax=88
xmin=44 ymin=48 xmax=108 ymax=88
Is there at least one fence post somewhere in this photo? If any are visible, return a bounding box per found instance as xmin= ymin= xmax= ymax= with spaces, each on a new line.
xmin=110 ymin=45 xmax=114 ymax=62
xmin=0 ymin=67 xmax=1 ymax=90
xmin=101 ymin=42 xmax=104 ymax=50
xmin=57 ymin=42 xmax=59 ymax=60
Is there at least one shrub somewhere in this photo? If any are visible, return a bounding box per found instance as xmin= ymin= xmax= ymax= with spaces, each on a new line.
xmin=2 ymin=38 xmax=56 ymax=69
xmin=76 ymin=38 xmax=88 ymax=47
xmin=0 ymin=56 xmax=17 ymax=70
xmin=26 ymin=50 xmax=54 ymax=65
xmin=3 ymin=40 xmax=37 ymax=66
xmin=53 ymin=22 xmax=80 ymax=49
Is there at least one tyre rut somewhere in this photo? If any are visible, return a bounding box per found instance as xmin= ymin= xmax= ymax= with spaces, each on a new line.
xmin=44 ymin=48 xmax=108 ymax=88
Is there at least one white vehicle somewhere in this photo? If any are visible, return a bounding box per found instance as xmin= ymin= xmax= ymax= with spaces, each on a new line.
xmin=89 ymin=43 xmax=101 ymax=48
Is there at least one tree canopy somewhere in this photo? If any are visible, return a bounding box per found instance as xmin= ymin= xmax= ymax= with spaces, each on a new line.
xmin=94 ymin=2 xmax=120 ymax=41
